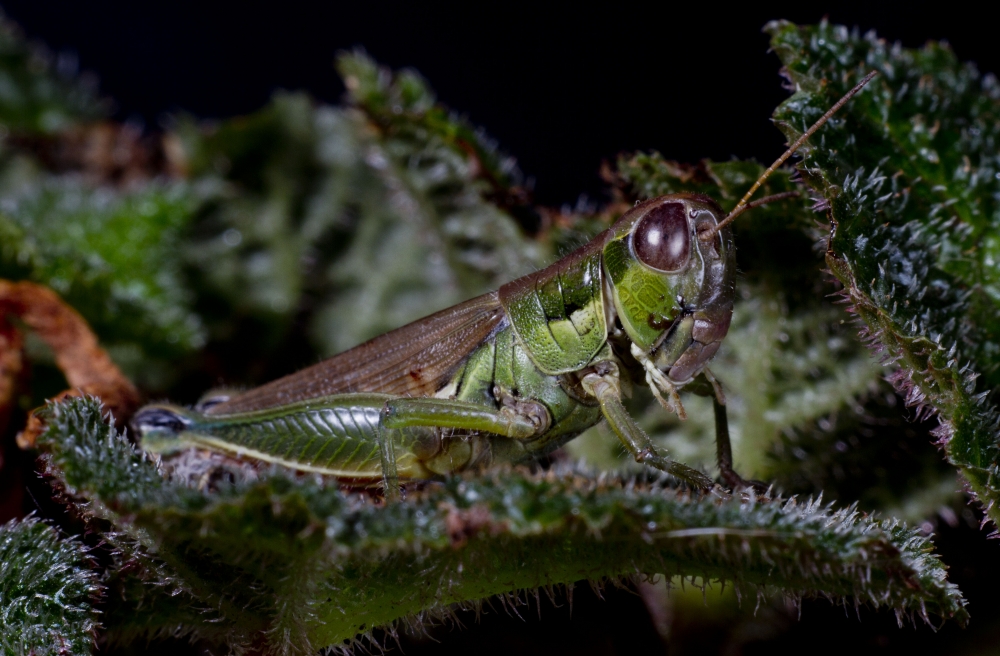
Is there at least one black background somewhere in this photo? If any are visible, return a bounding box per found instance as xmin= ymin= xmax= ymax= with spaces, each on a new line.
xmin=0 ymin=1 xmax=993 ymax=206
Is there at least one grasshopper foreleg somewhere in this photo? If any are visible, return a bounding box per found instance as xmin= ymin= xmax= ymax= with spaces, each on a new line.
xmin=708 ymin=385 xmax=767 ymax=493
xmin=691 ymin=371 xmax=768 ymax=493
xmin=630 ymin=343 xmax=687 ymax=420
xmin=582 ymin=364 xmax=711 ymax=490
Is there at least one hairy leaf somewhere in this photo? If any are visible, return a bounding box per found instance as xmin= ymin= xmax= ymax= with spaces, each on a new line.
xmin=37 ymin=398 xmax=967 ymax=652
xmin=0 ymin=516 xmax=101 ymax=655
xmin=767 ymin=20 xmax=1000 ymax=528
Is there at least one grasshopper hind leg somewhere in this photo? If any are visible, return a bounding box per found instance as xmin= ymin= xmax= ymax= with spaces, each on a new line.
xmin=376 ymin=394 xmax=554 ymax=501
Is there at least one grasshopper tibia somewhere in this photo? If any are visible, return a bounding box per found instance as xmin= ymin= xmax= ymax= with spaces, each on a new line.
xmin=375 ymin=408 xmax=401 ymax=503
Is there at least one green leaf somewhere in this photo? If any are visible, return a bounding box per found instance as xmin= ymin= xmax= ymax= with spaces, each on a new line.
xmin=767 ymin=20 xmax=1000 ymax=529
xmin=767 ymin=389 xmax=962 ymax=522
xmin=37 ymin=397 xmax=968 ymax=652
xmin=0 ymin=516 xmax=101 ymax=655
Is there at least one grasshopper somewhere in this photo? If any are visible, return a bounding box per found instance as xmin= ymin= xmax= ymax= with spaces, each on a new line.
xmin=134 ymin=73 xmax=876 ymax=498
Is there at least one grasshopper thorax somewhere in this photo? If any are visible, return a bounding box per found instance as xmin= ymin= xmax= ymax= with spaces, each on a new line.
xmin=603 ymin=194 xmax=735 ymax=381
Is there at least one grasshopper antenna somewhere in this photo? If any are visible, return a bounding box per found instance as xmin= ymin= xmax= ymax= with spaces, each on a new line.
xmin=701 ymin=70 xmax=877 ymax=241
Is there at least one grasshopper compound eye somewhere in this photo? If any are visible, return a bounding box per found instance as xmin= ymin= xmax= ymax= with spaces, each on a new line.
xmin=631 ymin=201 xmax=690 ymax=272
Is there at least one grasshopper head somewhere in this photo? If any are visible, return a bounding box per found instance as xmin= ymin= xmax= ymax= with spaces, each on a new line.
xmin=603 ymin=194 xmax=735 ymax=360
xmin=602 ymin=72 xmax=878 ymax=386
xmin=132 ymin=403 xmax=198 ymax=455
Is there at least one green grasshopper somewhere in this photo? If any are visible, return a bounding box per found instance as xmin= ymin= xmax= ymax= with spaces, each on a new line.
xmin=134 ymin=73 xmax=876 ymax=498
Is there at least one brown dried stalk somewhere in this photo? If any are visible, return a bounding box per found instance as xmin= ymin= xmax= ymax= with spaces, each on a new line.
xmin=0 ymin=280 xmax=140 ymax=448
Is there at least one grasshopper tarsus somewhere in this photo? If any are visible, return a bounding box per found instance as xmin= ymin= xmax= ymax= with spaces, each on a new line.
xmin=718 ymin=467 xmax=769 ymax=495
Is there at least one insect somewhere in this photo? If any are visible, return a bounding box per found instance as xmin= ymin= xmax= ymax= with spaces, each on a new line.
xmin=133 ymin=73 xmax=876 ymax=499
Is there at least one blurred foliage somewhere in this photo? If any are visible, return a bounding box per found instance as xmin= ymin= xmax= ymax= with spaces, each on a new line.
xmin=174 ymin=53 xmax=543 ymax=392
xmin=0 ymin=516 xmax=101 ymax=655
xmin=0 ymin=180 xmax=202 ymax=387
xmin=0 ymin=12 xmax=108 ymax=133
xmin=0 ymin=43 xmax=544 ymax=394
xmin=0 ymin=11 xmax=997 ymax=654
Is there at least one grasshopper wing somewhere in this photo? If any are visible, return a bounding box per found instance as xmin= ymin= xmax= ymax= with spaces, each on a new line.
xmin=205 ymin=292 xmax=506 ymax=414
